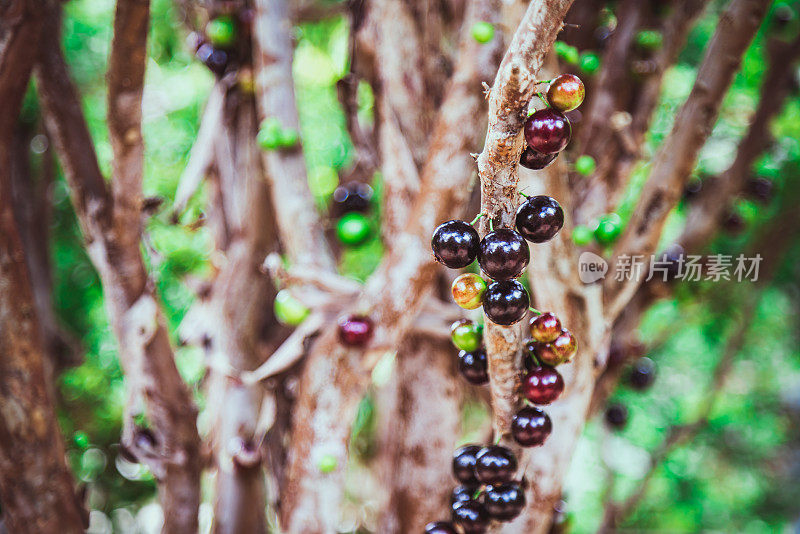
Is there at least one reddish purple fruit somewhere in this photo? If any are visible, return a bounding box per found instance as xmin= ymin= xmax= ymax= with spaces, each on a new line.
xmin=529 ymin=312 xmax=562 ymax=343
xmin=533 ymin=341 xmax=562 ymax=367
xmin=475 ymin=445 xmax=518 ymax=485
xmin=520 ymin=147 xmax=558 ymax=170
xmin=511 ymin=406 xmax=552 ymax=447
xmin=524 ymin=109 xmax=572 ymax=154
xmin=523 ymin=366 xmax=565 ymax=405
xmin=515 ymin=196 xmax=564 ymax=243
xmin=337 ymin=315 xmax=373 ymax=347
xmin=478 ymin=229 xmax=530 ymax=280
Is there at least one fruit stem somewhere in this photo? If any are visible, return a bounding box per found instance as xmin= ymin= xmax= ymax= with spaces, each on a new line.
xmin=470 ymin=213 xmax=486 ymax=226
xmin=528 ymin=352 xmax=542 ymax=368
xmin=519 ymin=190 xmax=530 ymax=199
xmin=528 ymin=307 xmax=542 ymax=315
xmin=488 ymin=217 xmax=494 ymax=232
xmin=534 ymin=79 xmax=553 ymax=85
xmin=536 ymin=92 xmax=550 ymax=107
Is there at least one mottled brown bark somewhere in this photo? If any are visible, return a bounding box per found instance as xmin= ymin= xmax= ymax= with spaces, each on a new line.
xmin=0 ymin=2 xmax=85 ymax=530
xmin=280 ymin=0 xmax=503 ymax=528
xmin=205 ymin=90 xmax=277 ymax=534
xmin=35 ymin=4 xmax=202 ymax=531
xmin=377 ymin=335 xmax=464 ymax=533
xmin=253 ymin=0 xmax=335 ymax=272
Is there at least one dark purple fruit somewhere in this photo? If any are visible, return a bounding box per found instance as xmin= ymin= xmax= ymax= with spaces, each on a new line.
xmin=451 ymin=485 xmax=479 ymax=509
xmin=511 ymin=406 xmax=552 ymax=447
xmin=475 ymin=445 xmax=517 ymax=485
xmin=524 ymin=109 xmax=572 ymax=154
xmin=332 ymin=182 xmax=374 ymax=215
xmin=520 ymin=147 xmax=558 ymax=170
xmin=745 ymin=177 xmax=773 ymax=204
xmin=452 ymin=445 xmax=481 ymax=485
xmin=458 ymin=349 xmax=489 ymax=385
xmin=432 ymin=220 xmax=481 ymax=269
xmin=478 ymin=229 xmax=530 ymax=280
xmin=452 ymin=501 xmax=489 ymax=534
xmin=627 ymin=357 xmax=656 ymax=391
xmin=484 ymin=482 xmax=526 ymax=521
xmin=425 ymin=521 xmax=459 ymax=534
xmin=483 ymin=280 xmax=529 ymax=326
xmin=605 ymin=402 xmax=628 ymax=430
xmin=195 ymin=43 xmax=230 ymax=77
xmin=515 ymin=195 xmax=564 ymax=243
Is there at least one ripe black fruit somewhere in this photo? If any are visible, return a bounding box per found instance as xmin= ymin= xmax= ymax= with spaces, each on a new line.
xmin=432 ymin=220 xmax=481 ymax=269
xmin=475 ymin=445 xmax=517 ymax=485
xmin=452 ymin=445 xmax=481 ymax=485
xmin=484 ymin=482 xmax=526 ymax=521
xmin=511 ymin=406 xmax=552 ymax=447
xmin=458 ymin=350 xmax=489 ymax=385
xmin=451 ymin=485 xmax=479 ymax=509
xmin=605 ymin=402 xmax=628 ymax=430
xmin=627 ymin=357 xmax=656 ymax=390
xmin=452 ymin=500 xmax=489 ymax=534
xmin=483 ymin=280 xmax=529 ymax=326
xmin=425 ymin=521 xmax=459 ymax=534
xmin=332 ymin=182 xmax=374 ymax=215
xmin=478 ymin=229 xmax=529 ymax=280
xmin=515 ymin=195 xmax=564 ymax=243
xmin=524 ymin=109 xmax=572 ymax=154
xmin=520 ymin=147 xmax=558 ymax=170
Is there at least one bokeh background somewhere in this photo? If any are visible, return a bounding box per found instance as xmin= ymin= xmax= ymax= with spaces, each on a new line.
xmin=25 ymin=0 xmax=800 ymax=531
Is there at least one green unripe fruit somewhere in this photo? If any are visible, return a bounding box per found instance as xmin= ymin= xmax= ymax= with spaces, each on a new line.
xmin=318 ymin=454 xmax=337 ymax=473
xmin=206 ymin=16 xmax=237 ymax=49
xmin=257 ymin=118 xmax=283 ymax=150
xmin=575 ymin=155 xmax=596 ymax=176
xmin=336 ymin=212 xmax=371 ymax=246
xmin=274 ymin=289 xmax=310 ymax=326
xmin=554 ymin=41 xmax=579 ymax=65
xmin=450 ymin=320 xmax=482 ymax=352
xmin=635 ymin=30 xmax=663 ymax=51
xmin=471 ymin=21 xmax=495 ymax=44
xmin=572 ymin=224 xmax=593 ymax=246
xmin=594 ymin=213 xmax=623 ymax=245
xmin=278 ymin=128 xmax=299 ymax=148
xmin=580 ymin=52 xmax=601 ymax=74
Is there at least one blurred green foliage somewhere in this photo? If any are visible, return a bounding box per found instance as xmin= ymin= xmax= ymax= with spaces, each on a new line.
xmin=30 ymin=0 xmax=800 ymax=531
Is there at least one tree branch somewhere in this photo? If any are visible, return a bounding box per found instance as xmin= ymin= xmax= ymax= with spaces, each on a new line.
xmin=253 ymin=0 xmax=336 ymax=271
xmin=604 ymin=0 xmax=770 ymax=321
xmin=0 ymin=2 xmax=86 ymax=530
xmin=36 ymin=4 xmax=202 ymax=530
